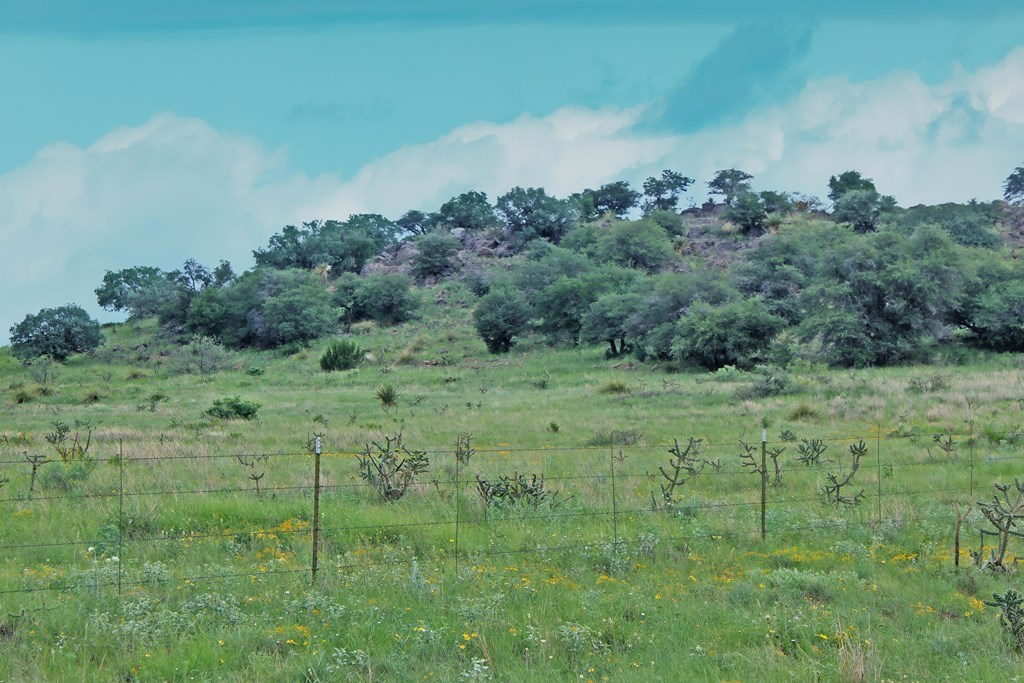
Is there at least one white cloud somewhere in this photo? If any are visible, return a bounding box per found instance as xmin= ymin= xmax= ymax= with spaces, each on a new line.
xmin=3 ymin=48 xmax=1024 ymax=344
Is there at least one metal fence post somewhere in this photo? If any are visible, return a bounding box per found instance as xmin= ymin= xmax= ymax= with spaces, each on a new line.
xmin=454 ymin=443 xmax=461 ymax=575
xmin=311 ymin=435 xmax=321 ymax=584
xmin=760 ymin=429 xmax=767 ymax=542
xmin=609 ymin=432 xmax=619 ymax=549
xmin=118 ymin=438 xmax=124 ymax=598
xmin=876 ymin=424 xmax=883 ymax=527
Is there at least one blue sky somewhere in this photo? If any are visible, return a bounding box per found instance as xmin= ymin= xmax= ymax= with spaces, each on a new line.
xmin=2 ymin=2 xmax=1024 ymax=342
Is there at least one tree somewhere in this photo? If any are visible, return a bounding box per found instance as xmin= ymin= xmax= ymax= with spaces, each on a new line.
xmin=796 ymin=228 xmax=966 ymax=367
xmin=95 ymin=266 xmax=166 ymax=314
xmin=431 ymin=191 xmax=498 ymax=232
xmin=759 ymin=190 xmax=794 ymax=215
xmin=828 ymin=170 xmax=876 ymax=204
xmin=352 ymin=274 xmax=418 ymax=326
xmin=9 ymin=304 xmax=103 ymax=362
xmin=396 ymin=210 xmax=431 ymax=236
xmin=411 ymin=232 xmax=461 ymax=280
xmin=593 ymin=180 xmax=642 ymax=217
xmin=969 ymin=281 xmax=1024 ymax=351
xmin=594 ymin=219 xmax=675 ymax=272
xmin=496 ymin=186 xmax=578 ymax=246
xmin=262 ymin=281 xmax=336 ymax=347
xmin=707 ymin=169 xmax=753 ymax=206
xmin=724 ymin=191 xmax=768 ymax=236
xmin=580 ymin=292 xmax=645 ymax=357
xmin=253 ymin=216 xmax=397 ymax=275
xmin=642 ymin=170 xmax=694 ymax=213
xmin=832 ymin=189 xmax=897 ymax=232
xmin=1004 ymin=166 xmax=1024 ymax=204
xmin=673 ymin=298 xmax=786 ymax=370
xmin=473 ymin=289 xmax=532 ymax=353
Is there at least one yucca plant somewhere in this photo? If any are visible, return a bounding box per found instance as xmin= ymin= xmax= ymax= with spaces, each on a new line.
xmin=320 ymin=339 xmax=364 ymax=372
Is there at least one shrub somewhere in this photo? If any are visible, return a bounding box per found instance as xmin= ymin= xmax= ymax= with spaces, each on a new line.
xmin=352 ymin=274 xmax=419 ymax=326
xmin=320 ymin=339 xmax=364 ymax=372
xmin=206 ymin=396 xmax=260 ymax=420
xmin=170 ymin=335 xmax=234 ymax=375
xmin=473 ymin=289 xmax=532 ymax=353
xmin=411 ymin=232 xmax=461 ymax=280
xmin=598 ymin=379 xmax=632 ymax=395
xmin=674 ymin=298 xmax=787 ymax=370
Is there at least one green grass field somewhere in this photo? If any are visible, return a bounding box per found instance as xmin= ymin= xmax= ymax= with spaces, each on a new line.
xmin=2 ymin=308 xmax=1024 ymax=681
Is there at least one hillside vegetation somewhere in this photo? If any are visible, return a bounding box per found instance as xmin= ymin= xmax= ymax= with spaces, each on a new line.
xmin=3 ymin=168 xmax=1024 ymax=680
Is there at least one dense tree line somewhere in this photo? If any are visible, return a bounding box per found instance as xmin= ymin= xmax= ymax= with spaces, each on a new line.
xmin=8 ymin=166 xmax=1024 ymax=371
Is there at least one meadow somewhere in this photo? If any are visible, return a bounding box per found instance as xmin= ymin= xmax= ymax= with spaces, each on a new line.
xmin=2 ymin=302 xmax=1024 ymax=681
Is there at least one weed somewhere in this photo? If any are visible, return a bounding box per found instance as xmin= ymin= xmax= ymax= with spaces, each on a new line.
xmin=136 ymin=392 xmax=168 ymax=412
xmin=206 ymin=396 xmax=261 ymax=420
xmin=598 ymin=379 xmax=632 ymax=395
xmin=906 ymin=373 xmax=950 ymax=394
xmin=547 ymin=422 xmax=559 ymax=433
xmin=585 ymin=429 xmax=644 ymax=447
xmin=46 ymin=420 xmax=93 ymax=462
xmin=320 ymin=339 xmax=364 ymax=372
xmin=788 ymin=402 xmax=820 ymax=420
xmin=236 ymin=453 xmax=270 ymax=496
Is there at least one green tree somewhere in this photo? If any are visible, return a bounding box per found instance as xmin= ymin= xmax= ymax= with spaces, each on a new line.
xmin=968 ymin=280 xmax=1024 ymax=351
xmin=432 ymin=191 xmax=497 ymax=232
xmin=411 ymin=232 xmax=461 ymax=280
xmin=594 ymin=219 xmax=675 ymax=271
xmin=797 ymin=228 xmax=966 ymax=366
xmin=580 ymin=292 xmax=645 ymax=357
xmin=642 ymin=170 xmax=694 ymax=213
xmin=1004 ymin=166 xmax=1024 ymax=203
xmin=593 ymin=180 xmax=642 ymax=217
xmin=724 ymin=191 xmax=768 ymax=236
xmin=473 ymin=289 xmax=532 ymax=353
xmin=496 ymin=186 xmax=577 ymax=246
xmin=262 ymin=280 xmax=336 ymax=347
xmin=9 ymin=305 xmax=103 ymax=362
xmin=832 ymin=189 xmax=897 ymax=232
xmin=95 ymin=266 xmax=166 ymax=314
xmin=396 ymin=210 xmax=431 ymax=236
xmin=707 ymin=169 xmax=753 ymax=206
xmin=827 ymin=170 xmax=876 ymax=203
xmin=673 ymin=298 xmax=786 ymax=370
xmin=352 ymin=274 xmax=418 ymax=326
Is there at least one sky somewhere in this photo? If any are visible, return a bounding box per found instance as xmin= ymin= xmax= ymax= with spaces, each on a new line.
xmin=2 ymin=1 xmax=1024 ymax=343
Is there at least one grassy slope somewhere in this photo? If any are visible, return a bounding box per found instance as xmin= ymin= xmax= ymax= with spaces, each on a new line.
xmin=1 ymin=296 xmax=1023 ymax=681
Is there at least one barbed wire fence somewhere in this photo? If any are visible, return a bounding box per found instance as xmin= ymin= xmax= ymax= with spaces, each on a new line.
xmin=1 ymin=423 xmax=1017 ymax=609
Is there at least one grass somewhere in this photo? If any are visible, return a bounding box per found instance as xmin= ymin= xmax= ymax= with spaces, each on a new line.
xmin=1 ymin=308 xmax=1024 ymax=679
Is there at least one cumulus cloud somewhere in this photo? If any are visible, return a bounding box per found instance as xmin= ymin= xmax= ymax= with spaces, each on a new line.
xmin=3 ymin=48 xmax=1024 ymax=343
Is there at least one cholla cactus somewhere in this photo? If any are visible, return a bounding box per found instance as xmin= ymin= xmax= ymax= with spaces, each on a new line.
xmin=975 ymin=479 xmax=1024 ymax=570
xmin=985 ymin=590 xmax=1024 ymax=650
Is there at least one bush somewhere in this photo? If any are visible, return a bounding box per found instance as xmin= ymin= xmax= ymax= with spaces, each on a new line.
xmin=352 ymin=274 xmax=418 ymax=326
xmin=673 ymin=298 xmax=787 ymax=370
xmin=473 ymin=289 xmax=532 ymax=353
xmin=411 ymin=232 xmax=461 ymax=280
xmin=9 ymin=304 xmax=102 ymax=362
xmin=320 ymin=339 xmax=364 ymax=372
xmin=206 ymin=396 xmax=261 ymax=420
xmin=170 ymin=335 xmax=233 ymax=375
